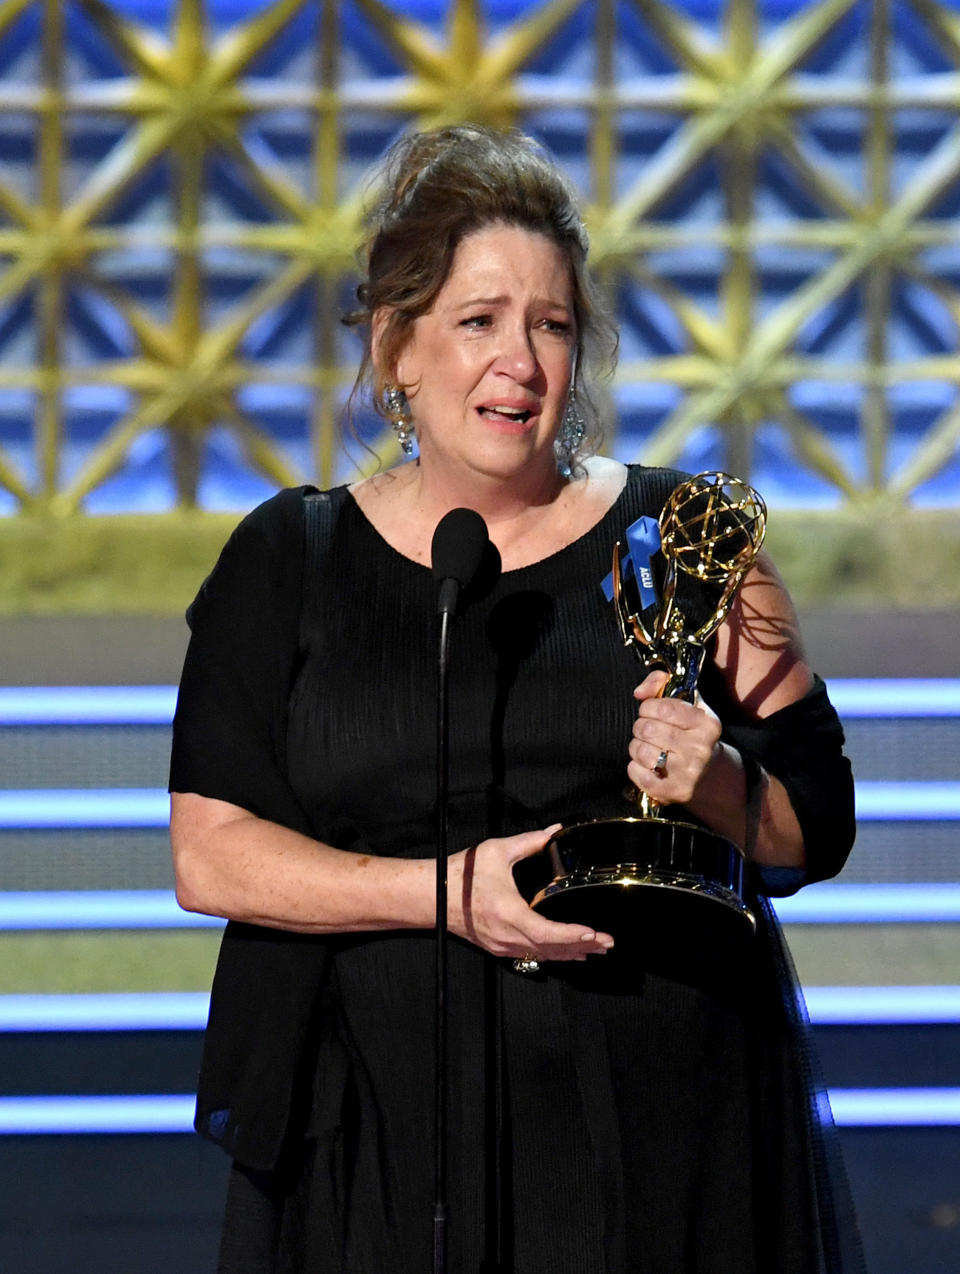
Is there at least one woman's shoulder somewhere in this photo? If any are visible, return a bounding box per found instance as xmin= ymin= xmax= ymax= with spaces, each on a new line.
xmin=239 ymin=482 xmax=327 ymax=530
xmin=578 ymin=454 xmax=625 ymax=492
xmin=596 ymin=460 xmax=692 ymax=520
xmin=621 ymin=461 xmax=690 ymax=488
xmin=191 ymin=485 xmax=347 ymax=617
xmin=227 ymin=483 xmax=353 ymax=553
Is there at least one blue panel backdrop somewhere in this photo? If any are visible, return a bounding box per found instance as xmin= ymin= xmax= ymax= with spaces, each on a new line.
xmin=0 ymin=0 xmax=958 ymax=513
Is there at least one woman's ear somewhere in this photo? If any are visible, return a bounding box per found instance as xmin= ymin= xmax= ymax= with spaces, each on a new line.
xmin=370 ymin=308 xmax=393 ymax=388
xmin=372 ymin=308 xmax=415 ymax=397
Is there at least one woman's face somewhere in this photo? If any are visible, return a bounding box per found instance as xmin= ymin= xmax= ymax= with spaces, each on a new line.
xmin=389 ymin=223 xmax=577 ymax=483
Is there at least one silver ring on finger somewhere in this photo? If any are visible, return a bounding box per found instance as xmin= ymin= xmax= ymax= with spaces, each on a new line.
xmin=653 ymin=748 xmax=669 ymax=777
xmin=513 ymin=952 xmax=541 ymax=974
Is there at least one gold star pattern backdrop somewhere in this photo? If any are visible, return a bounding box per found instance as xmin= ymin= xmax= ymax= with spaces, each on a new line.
xmin=0 ymin=0 xmax=959 ymax=529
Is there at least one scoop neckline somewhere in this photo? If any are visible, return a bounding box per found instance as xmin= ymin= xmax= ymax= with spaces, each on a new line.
xmin=341 ymin=467 xmax=636 ymax=580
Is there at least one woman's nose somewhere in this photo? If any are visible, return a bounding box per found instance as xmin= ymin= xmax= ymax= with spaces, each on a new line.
xmin=495 ymin=325 xmax=539 ymax=381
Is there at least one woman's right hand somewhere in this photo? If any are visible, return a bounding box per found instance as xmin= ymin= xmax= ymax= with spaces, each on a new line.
xmin=448 ymin=825 xmax=614 ymax=962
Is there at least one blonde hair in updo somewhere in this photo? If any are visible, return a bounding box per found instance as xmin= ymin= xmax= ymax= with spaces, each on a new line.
xmin=344 ymin=124 xmax=618 ymax=461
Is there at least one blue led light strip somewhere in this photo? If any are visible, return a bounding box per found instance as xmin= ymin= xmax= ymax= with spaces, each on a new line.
xmin=2 ymin=884 xmax=960 ymax=930
xmin=3 ymin=986 xmax=960 ymax=1032
xmin=0 ymin=1094 xmax=195 ymax=1135
xmin=773 ymin=883 xmax=960 ymax=924
xmin=827 ymin=1089 xmax=960 ymax=1127
xmin=854 ymin=782 xmax=960 ymax=821
xmin=0 ymin=686 xmax=177 ymax=725
xmin=0 ymin=789 xmax=169 ymax=828
xmin=2 ymin=781 xmax=958 ymax=830
xmin=802 ymin=985 xmax=960 ymax=1024
xmin=2 ymin=679 xmax=957 ymax=726
xmin=0 ymin=891 xmax=223 ymax=930
xmin=1 ymin=1088 xmax=958 ymax=1134
xmin=0 ymin=992 xmax=210 ymax=1031
xmin=829 ymin=679 xmax=960 ymax=718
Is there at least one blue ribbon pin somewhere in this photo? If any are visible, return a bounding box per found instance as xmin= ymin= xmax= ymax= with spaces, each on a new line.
xmin=601 ymin=516 xmax=661 ymax=609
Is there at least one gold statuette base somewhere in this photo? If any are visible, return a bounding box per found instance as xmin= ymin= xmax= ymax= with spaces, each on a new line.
xmin=527 ymin=816 xmax=756 ymax=949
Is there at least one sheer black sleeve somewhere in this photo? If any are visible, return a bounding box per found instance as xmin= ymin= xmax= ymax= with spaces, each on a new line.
xmin=169 ymin=485 xmax=315 ymax=834
xmin=715 ymin=675 xmax=856 ymax=896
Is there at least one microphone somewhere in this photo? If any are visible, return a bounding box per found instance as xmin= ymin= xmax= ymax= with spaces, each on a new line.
xmin=431 ymin=507 xmax=491 ymax=617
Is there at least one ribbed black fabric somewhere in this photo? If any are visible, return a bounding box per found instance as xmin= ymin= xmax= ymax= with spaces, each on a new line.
xmin=171 ymin=467 xmax=861 ymax=1273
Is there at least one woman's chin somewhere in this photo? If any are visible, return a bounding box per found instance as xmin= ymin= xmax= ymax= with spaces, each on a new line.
xmin=468 ymin=444 xmax=557 ymax=485
xmin=471 ymin=428 xmax=559 ymax=478
xmin=417 ymin=433 xmax=555 ymax=484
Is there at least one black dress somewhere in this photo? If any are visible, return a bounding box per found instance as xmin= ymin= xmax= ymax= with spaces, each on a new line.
xmin=170 ymin=466 xmax=863 ymax=1274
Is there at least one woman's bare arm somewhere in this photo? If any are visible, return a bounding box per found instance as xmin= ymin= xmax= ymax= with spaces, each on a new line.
xmin=171 ymin=791 xmax=436 ymax=934
xmin=170 ymin=792 xmax=614 ymax=957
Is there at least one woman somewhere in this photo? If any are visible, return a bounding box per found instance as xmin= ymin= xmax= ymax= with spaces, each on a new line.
xmin=170 ymin=125 xmax=862 ymax=1273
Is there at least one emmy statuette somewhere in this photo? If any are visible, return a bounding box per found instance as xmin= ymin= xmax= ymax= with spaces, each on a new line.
xmin=527 ymin=471 xmax=767 ymax=950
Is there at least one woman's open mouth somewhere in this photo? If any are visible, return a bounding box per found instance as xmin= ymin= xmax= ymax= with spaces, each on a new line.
xmin=477 ymin=404 xmax=536 ymax=431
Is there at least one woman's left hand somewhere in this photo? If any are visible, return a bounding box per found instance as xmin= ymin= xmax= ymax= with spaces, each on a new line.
xmin=627 ymin=669 xmax=723 ymax=806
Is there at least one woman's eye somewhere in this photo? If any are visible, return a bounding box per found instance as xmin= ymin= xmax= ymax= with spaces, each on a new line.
xmin=541 ymin=318 xmax=572 ymax=335
xmin=461 ymin=314 xmax=492 ymax=328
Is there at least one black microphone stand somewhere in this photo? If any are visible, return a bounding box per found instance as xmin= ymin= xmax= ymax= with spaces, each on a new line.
xmin=430 ymin=509 xmax=490 ymax=1274
xmin=433 ymin=593 xmax=454 ymax=1274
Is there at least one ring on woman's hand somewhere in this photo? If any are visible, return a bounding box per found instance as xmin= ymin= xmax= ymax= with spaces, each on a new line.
xmin=653 ymin=749 xmax=669 ymax=777
xmin=514 ymin=952 xmax=541 ymax=974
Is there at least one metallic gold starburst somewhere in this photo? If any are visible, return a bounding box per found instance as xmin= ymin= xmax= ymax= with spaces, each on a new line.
xmin=587 ymin=0 xmax=960 ymax=502
xmin=0 ymin=0 xmax=959 ymax=520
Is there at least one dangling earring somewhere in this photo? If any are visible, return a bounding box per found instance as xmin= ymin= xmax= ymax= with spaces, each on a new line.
xmin=554 ymin=386 xmax=586 ymax=478
xmin=384 ymin=384 xmax=415 ymax=456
